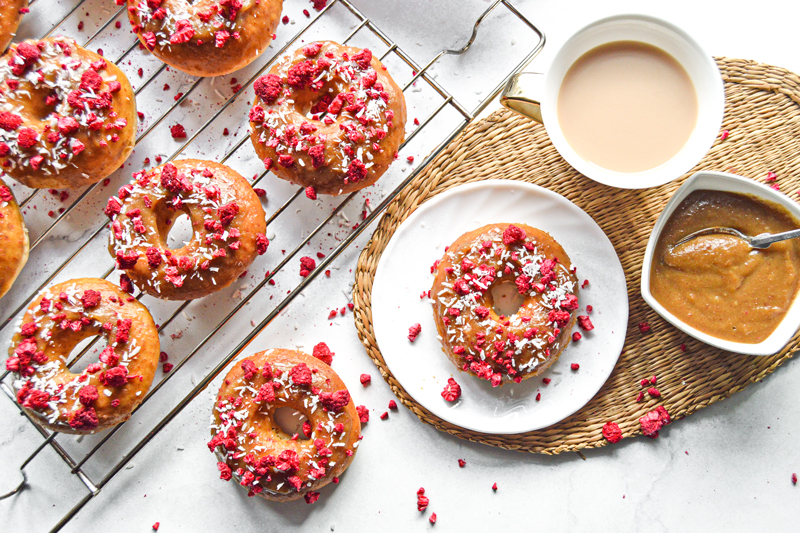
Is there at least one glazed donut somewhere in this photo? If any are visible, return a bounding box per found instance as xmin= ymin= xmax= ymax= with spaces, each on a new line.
xmin=249 ymin=40 xmax=407 ymax=196
xmin=209 ymin=349 xmax=361 ymax=502
xmin=126 ymin=0 xmax=283 ymax=77
xmin=0 ymin=0 xmax=27 ymax=52
xmin=0 ymin=37 xmax=137 ymax=189
xmin=430 ymin=223 xmax=580 ymax=386
xmin=7 ymin=278 xmax=160 ymax=434
xmin=0 ymin=175 xmax=28 ymax=299
xmin=105 ymin=159 xmax=268 ymax=300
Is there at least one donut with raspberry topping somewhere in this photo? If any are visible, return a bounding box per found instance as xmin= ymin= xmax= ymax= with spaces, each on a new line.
xmin=0 ymin=37 xmax=136 ymax=189
xmin=0 ymin=175 xmax=28 ymax=299
xmin=249 ymin=41 xmax=407 ymax=196
xmin=126 ymin=0 xmax=283 ymax=77
xmin=0 ymin=1 xmax=27 ymax=53
xmin=106 ymin=159 xmax=267 ymax=300
xmin=430 ymin=223 xmax=580 ymax=386
xmin=7 ymin=278 xmax=160 ymax=434
xmin=210 ymin=348 xmax=361 ymax=501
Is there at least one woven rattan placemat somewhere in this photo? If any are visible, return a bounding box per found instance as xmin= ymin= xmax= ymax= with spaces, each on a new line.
xmin=352 ymin=58 xmax=800 ymax=454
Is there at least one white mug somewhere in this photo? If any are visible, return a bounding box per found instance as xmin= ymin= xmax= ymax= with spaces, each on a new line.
xmin=500 ymin=14 xmax=725 ymax=190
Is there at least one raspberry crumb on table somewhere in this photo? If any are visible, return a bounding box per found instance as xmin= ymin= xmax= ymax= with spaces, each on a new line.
xmin=458 ymin=459 xmax=466 ymax=468
xmin=429 ymin=513 xmax=437 ymax=524
xmin=492 ymin=483 xmax=498 ymax=491
xmin=408 ymin=323 xmax=421 ymax=342
xmin=388 ymin=400 xmax=397 ymax=409
xmin=152 ymin=523 xmax=159 ymax=531
xmin=360 ymin=373 xmax=371 ymax=386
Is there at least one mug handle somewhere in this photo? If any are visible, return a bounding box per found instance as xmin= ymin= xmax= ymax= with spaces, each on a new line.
xmin=500 ymin=72 xmax=545 ymax=124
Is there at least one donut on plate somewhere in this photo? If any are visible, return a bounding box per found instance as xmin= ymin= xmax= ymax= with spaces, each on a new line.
xmin=0 ymin=37 xmax=137 ymax=189
xmin=105 ymin=159 xmax=268 ymax=300
xmin=126 ymin=0 xmax=283 ymax=77
xmin=209 ymin=349 xmax=362 ymax=502
xmin=249 ymin=41 xmax=407 ymax=196
xmin=7 ymin=278 xmax=160 ymax=434
xmin=430 ymin=223 xmax=580 ymax=387
xmin=0 ymin=175 xmax=28 ymax=299
xmin=0 ymin=0 xmax=27 ymax=52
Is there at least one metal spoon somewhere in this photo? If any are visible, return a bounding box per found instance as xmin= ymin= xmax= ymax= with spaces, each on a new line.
xmin=672 ymin=227 xmax=800 ymax=250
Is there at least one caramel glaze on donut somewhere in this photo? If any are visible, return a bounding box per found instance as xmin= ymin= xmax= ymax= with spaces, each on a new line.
xmin=249 ymin=41 xmax=407 ymax=196
xmin=127 ymin=0 xmax=283 ymax=77
xmin=0 ymin=0 xmax=27 ymax=52
xmin=209 ymin=349 xmax=362 ymax=502
xmin=431 ymin=223 xmax=580 ymax=386
xmin=0 ymin=175 xmax=28 ymax=299
xmin=0 ymin=37 xmax=137 ymax=189
xmin=7 ymin=278 xmax=160 ymax=434
xmin=105 ymin=159 xmax=268 ymax=300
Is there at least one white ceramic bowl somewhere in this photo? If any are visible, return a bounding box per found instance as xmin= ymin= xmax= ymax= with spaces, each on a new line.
xmin=641 ymin=171 xmax=800 ymax=355
xmin=503 ymin=14 xmax=726 ymax=190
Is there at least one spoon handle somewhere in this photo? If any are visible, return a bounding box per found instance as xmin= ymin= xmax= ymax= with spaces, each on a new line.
xmin=750 ymin=228 xmax=800 ymax=249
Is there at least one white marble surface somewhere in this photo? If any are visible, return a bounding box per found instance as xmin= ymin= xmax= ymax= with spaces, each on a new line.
xmin=1 ymin=0 xmax=799 ymax=531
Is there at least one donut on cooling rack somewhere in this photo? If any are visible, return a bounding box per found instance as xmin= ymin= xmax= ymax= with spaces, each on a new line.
xmin=0 ymin=0 xmax=27 ymax=52
xmin=0 ymin=175 xmax=28 ymax=299
xmin=0 ymin=37 xmax=137 ymax=189
xmin=7 ymin=278 xmax=160 ymax=434
xmin=105 ymin=159 xmax=268 ymax=300
xmin=430 ymin=223 xmax=580 ymax=387
xmin=249 ymin=40 xmax=407 ymax=196
xmin=209 ymin=348 xmax=362 ymax=502
xmin=126 ymin=0 xmax=283 ymax=77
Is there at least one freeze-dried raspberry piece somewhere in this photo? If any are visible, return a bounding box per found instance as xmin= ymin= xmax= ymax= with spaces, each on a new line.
xmin=388 ymin=400 xmax=397 ymax=410
xmin=458 ymin=459 xmax=466 ymax=468
xmin=441 ymin=377 xmax=461 ymax=402
xmin=319 ymin=390 xmax=350 ymax=412
xmin=276 ymin=449 xmax=299 ymax=471
xmin=360 ymin=374 xmax=371 ymax=386
xmin=602 ymin=421 xmax=622 ymax=443
xmin=241 ymin=359 xmax=258 ymax=380
xmin=78 ymin=385 xmax=99 ymax=406
xmin=81 ymin=290 xmax=101 ymax=308
xmin=22 ymin=389 xmax=49 ymax=409
xmin=0 ymin=111 xmax=22 ymax=131
xmin=303 ymin=42 xmax=323 ymax=57
xmin=69 ymin=407 xmax=99 ymax=430
xmin=0 ymin=185 xmax=12 ymax=201
xmin=19 ymin=322 xmax=38 ymax=336
xmin=255 ymin=233 xmax=269 ymax=255
xmin=304 ymin=491 xmax=320 ymax=504
xmin=12 ymin=42 xmax=39 ymax=75
xmin=502 ymin=225 xmax=526 ymax=245
xmin=572 ymin=332 xmax=582 ymax=342
xmin=253 ymin=74 xmax=282 ymax=104
xmin=217 ymin=462 xmax=232 ymax=481
xmin=515 ymin=275 xmax=531 ymax=294
xmin=308 ymin=144 xmax=326 ymax=168
xmin=577 ymin=315 xmax=594 ymax=331
xmin=80 ymin=69 xmax=103 ymax=92
xmin=305 ymin=186 xmax=317 ymax=200
xmin=346 ymin=159 xmax=367 ymax=183
xmin=289 ymin=363 xmax=312 ymax=385
xmin=408 ymin=323 xmax=421 ymax=342
xmin=793 ymin=473 xmax=798 ymax=485
xmin=312 ymin=342 xmax=334 ymax=364
xmin=104 ymin=197 xmax=122 ymax=217
xmin=474 ymin=306 xmax=490 ymax=320
xmin=548 ymin=309 xmax=570 ymax=327
xmin=492 ymin=483 xmax=498 ymax=491
xmin=352 ymin=49 xmax=372 ymax=69
xmin=17 ymin=128 xmax=38 ymax=149
xmin=115 ymin=319 xmax=132 ymax=344
xmin=170 ymin=124 xmax=186 ymax=139
xmin=639 ymin=321 xmax=651 ymax=333
xmin=416 ymin=487 xmax=429 ymax=511
xmin=169 ymin=20 xmax=195 ymax=44
xmin=571 ymin=363 xmax=580 ymax=371
xmin=560 ymin=293 xmax=579 ymax=311
xmin=356 ymin=405 xmax=369 ymax=423
xmin=145 ymin=247 xmax=162 ymax=268
xmin=218 ymin=202 xmax=239 ymax=225
xmin=287 ymin=60 xmax=317 ymax=89
xmin=255 ymin=382 xmax=275 ymax=403
xmin=299 ymin=256 xmax=316 ymax=277
xmin=429 ymin=513 xmax=437 ymax=524
xmin=639 ymin=405 xmax=670 ymax=438
xmin=103 ymin=365 xmax=128 ymax=387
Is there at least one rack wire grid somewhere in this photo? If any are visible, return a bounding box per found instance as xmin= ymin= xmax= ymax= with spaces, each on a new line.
xmin=0 ymin=0 xmax=544 ymax=530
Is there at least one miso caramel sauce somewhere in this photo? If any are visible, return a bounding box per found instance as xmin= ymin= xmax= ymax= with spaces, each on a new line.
xmin=557 ymin=41 xmax=698 ymax=173
xmin=650 ymin=190 xmax=800 ymax=344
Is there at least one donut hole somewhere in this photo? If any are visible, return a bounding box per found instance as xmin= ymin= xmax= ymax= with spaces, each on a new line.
xmin=272 ymin=406 xmax=311 ymax=440
xmin=164 ymin=212 xmax=194 ymax=249
xmin=490 ymin=281 xmax=526 ymax=317
xmin=66 ymin=334 xmax=106 ymax=374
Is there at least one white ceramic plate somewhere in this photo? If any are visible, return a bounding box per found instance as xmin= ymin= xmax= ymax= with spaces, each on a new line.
xmin=371 ymin=180 xmax=629 ymax=434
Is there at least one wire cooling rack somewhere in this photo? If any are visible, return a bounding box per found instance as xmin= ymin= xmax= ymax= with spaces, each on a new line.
xmin=0 ymin=0 xmax=544 ymax=530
